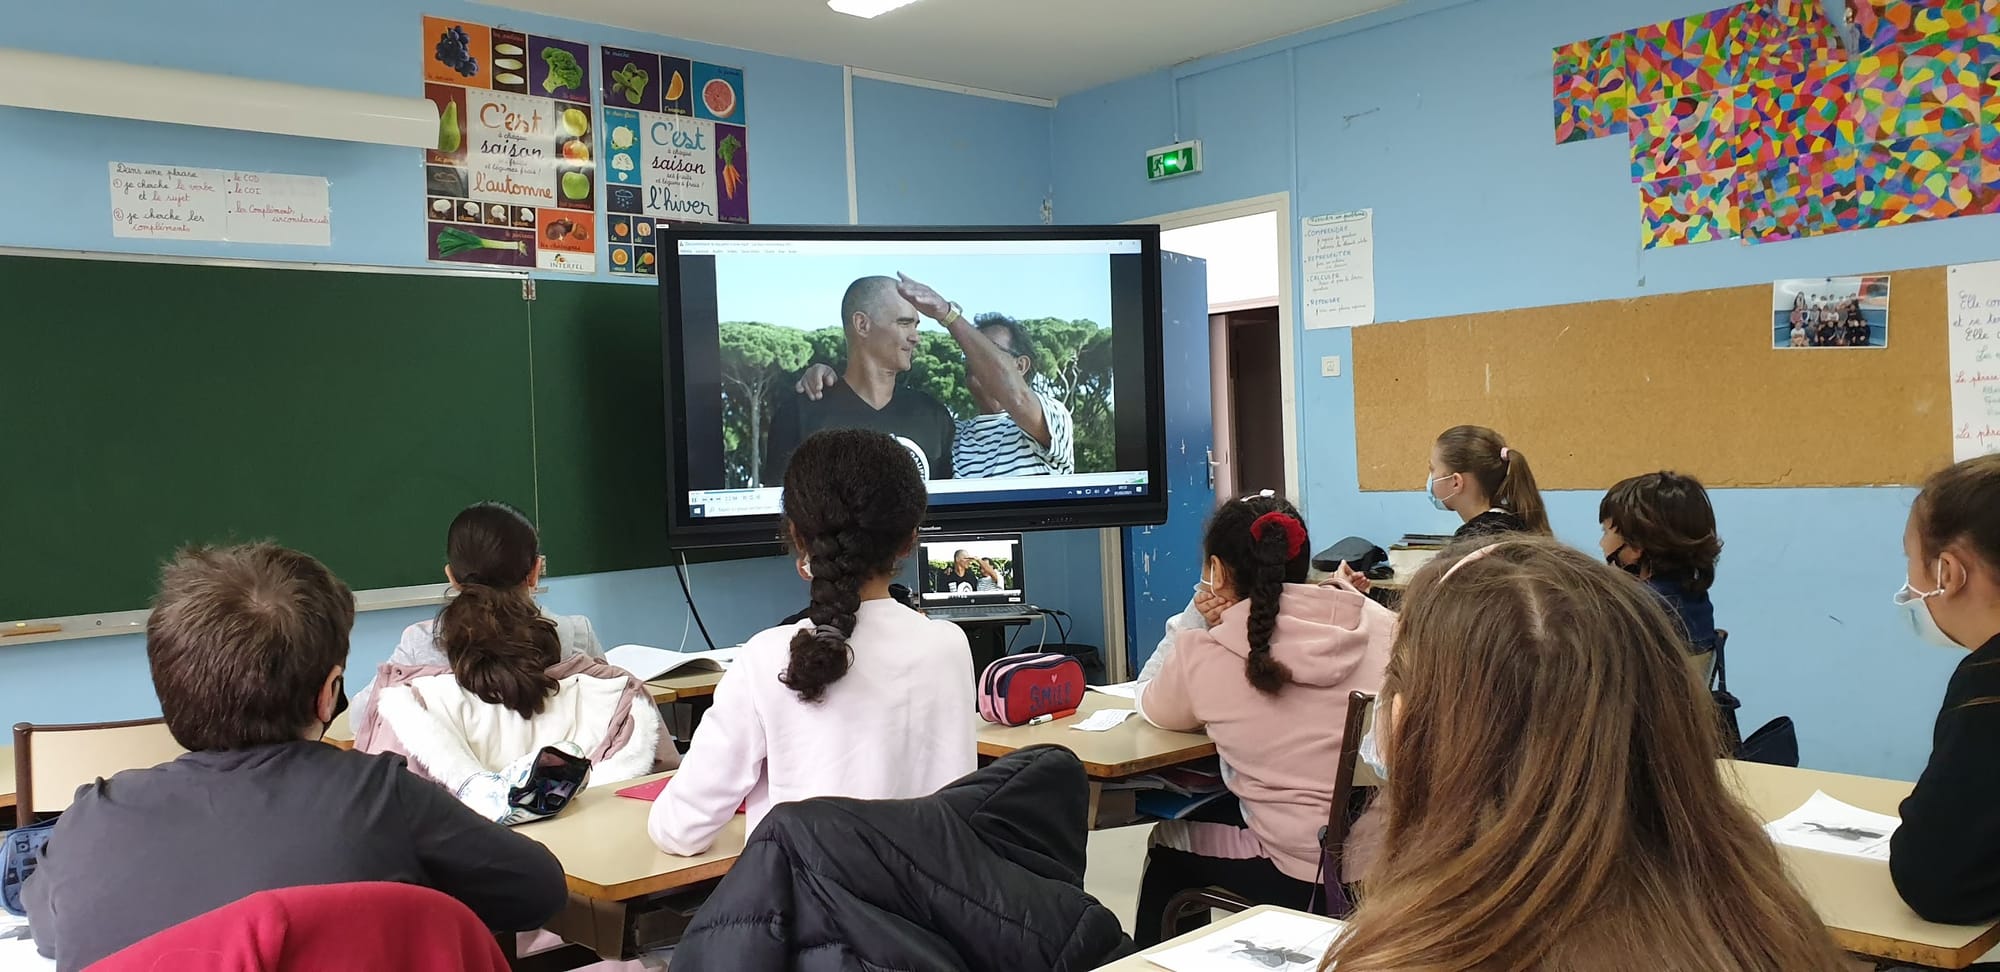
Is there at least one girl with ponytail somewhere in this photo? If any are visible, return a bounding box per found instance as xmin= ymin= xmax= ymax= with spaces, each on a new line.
xmin=648 ymin=430 xmax=976 ymax=857
xmin=1133 ymin=494 xmax=1396 ymax=944
xmin=1427 ymin=424 xmax=1552 ymax=537
xmin=354 ymin=502 xmax=671 ymax=820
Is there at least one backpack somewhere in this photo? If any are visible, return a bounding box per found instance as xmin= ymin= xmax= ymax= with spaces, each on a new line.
xmin=1711 ymin=630 xmax=1798 ymax=767
xmin=1 ymin=818 xmax=56 ymax=917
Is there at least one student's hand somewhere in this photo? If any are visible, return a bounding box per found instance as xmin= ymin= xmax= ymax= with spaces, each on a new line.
xmin=1193 ymin=589 xmax=1236 ymax=626
xmin=1326 ymin=561 xmax=1372 ymax=594
xmin=794 ymin=363 xmax=840 ymax=401
xmin=896 ymin=273 xmax=953 ymax=322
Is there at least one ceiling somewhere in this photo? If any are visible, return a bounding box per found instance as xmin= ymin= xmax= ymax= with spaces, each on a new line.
xmin=485 ymin=0 xmax=1404 ymax=100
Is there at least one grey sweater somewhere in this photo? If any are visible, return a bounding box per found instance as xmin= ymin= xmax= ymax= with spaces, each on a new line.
xmin=25 ymin=740 xmax=568 ymax=971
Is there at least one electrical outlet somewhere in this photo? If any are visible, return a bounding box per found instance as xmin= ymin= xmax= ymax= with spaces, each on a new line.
xmin=1320 ymin=355 xmax=1342 ymax=378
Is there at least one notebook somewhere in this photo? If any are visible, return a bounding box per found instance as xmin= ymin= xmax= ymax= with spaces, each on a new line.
xmin=615 ymin=776 xmax=745 ymax=814
xmin=605 ymin=644 xmax=738 ymax=682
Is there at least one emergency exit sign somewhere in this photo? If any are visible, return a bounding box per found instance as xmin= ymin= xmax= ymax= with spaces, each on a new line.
xmin=1146 ymin=140 xmax=1202 ymax=181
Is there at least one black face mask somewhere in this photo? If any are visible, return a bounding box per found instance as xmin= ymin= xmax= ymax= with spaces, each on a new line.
xmin=1605 ymin=548 xmax=1642 ymax=575
xmin=320 ymin=674 xmax=348 ymax=739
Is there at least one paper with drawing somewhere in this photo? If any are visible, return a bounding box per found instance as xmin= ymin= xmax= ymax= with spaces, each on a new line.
xmin=1764 ymin=790 xmax=1899 ymax=861
xmin=1146 ymin=910 xmax=1342 ymax=972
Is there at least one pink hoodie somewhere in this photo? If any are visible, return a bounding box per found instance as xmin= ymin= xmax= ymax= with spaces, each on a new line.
xmin=1137 ymin=581 xmax=1394 ymax=882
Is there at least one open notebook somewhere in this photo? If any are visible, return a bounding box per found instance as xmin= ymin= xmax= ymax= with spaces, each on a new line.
xmin=605 ymin=644 xmax=739 ymax=682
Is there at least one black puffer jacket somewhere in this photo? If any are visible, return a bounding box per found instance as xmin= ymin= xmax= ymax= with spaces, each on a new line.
xmin=673 ymin=745 xmax=1136 ymax=971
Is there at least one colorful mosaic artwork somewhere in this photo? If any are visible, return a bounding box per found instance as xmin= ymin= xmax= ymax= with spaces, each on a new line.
xmin=1734 ymin=0 xmax=1844 ymax=78
xmin=1844 ymin=41 xmax=1991 ymax=144
xmin=1737 ymin=150 xmax=1860 ymax=240
xmin=1857 ymin=129 xmax=1996 ymax=225
xmin=1641 ymin=168 xmax=1740 ymax=247
xmin=1845 ymin=0 xmax=1996 ymax=53
xmin=1735 ymin=62 xmax=1852 ymax=167
xmin=1628 ymin=8 xmax=1738 ymax=105
xmin=1976 ymin=123 xmax=2000 ymax=215
xmin=1555 ymin=34 xmax=1632 ymax=143
xmin=1630 ymin=91 xmax=1737 ymax=180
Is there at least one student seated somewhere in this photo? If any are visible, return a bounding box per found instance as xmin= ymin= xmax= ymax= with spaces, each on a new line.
xmin=1890 ymin=455 xmax=2000 ymax=924
xmin=1425 ymin=424 xmax=1550 ymax=538
xmin=349 ymin=501 xmax=605 ymax=730
xmin=1321 ymin=538 xmax=1845 ymax=971
xmin=1599 ymin=471 xmax=1722 ymax=655
xmin=353 ymin=503 xmax=674 ymax=814
xmin=24 ymin=544 xmax=567 ymax=972
xmin=648 ymin=429 xmax=977 ymax=855
xmin=1133 ymin=495 xmax=1394 ymax=945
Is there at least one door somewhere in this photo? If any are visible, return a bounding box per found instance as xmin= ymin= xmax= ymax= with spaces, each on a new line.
xmin=1228 ymin=309 xmax=1286 ymax=496
xmin=1123 ymin=251 xmax=1215 ymax=674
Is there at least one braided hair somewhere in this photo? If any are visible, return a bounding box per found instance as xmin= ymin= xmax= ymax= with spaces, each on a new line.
xmin=779 ymin=429 xmax=929 ymax=703
xmin=1204 ymin=494 xmax=1311 ymax=695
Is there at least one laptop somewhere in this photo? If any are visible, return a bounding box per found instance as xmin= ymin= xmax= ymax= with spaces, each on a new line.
xmin=917 ymin=533 xmax=1040 ymax=622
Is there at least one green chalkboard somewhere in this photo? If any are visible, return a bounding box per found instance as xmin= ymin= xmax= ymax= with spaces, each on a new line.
xmin=0 ymin=253 xmax=562 ymax=620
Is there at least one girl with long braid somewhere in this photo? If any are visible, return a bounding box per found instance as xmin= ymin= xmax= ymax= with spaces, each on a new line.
xmin=648 ymin=430 xmax=976 ymax=856
xmin=1133 ymin=494 xmax=1396 ymax=944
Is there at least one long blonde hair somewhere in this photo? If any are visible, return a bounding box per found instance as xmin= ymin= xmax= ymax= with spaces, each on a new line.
xmin=1324 ymin=538 xmax=1843 ymax=972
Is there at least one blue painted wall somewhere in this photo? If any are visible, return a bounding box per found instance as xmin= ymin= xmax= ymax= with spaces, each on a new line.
xmin=1052 ymin=0 xmax=2000 ymax=780
xmin=0 ymin=0 xmax=1071 ymax=730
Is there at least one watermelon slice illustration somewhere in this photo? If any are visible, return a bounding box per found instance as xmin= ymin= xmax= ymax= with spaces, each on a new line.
xmin=703 ymin=78 xmax=737 ymax=120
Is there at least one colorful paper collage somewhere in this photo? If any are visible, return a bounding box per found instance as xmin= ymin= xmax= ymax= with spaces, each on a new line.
xmin=1628 ymin=8 xmax=1739 ymax=105
xmin=1630 ymin=91 xmax=1737 ymax=180
xmin=1857 ymin=129 xmax=1999 ymax=225
xmin=1555 ymin=35 xmax=1632 ymax=142
xmin=1845 ymin=0 xmax=1996 ymax=54
xmin=1738 ymin=150 xmax=1861 ymax=239
xmin=1844 ymin=41 xmax=1992 ymax=144
xmin=1734 ymin=62 xmax=1852 ymax=167
xmin=1641 ymin=169 xmax=1740 ymax=247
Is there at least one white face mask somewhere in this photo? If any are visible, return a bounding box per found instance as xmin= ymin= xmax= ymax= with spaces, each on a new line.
xmin=1358 ymin=701 xmax=1390 ymax=781
xmin=1893 ymin=558 xmax=1960 ymax=648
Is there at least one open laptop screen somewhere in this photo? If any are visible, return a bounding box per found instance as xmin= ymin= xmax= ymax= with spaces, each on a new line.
xmin=918 ymin=534 xmax=1026 ymax=606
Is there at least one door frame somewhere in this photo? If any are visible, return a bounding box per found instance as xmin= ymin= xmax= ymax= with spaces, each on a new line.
xmin=1134 ymin=192 xmax=1301 ymax=503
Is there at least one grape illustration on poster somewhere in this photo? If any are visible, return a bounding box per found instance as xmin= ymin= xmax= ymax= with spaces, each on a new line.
xmin=421 ymin=15 xmax=598 ymax=273
xmin=600 ymin=45 xmax=749 ymax=274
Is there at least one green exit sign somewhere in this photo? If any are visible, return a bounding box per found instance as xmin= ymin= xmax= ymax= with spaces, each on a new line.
xmin=1146 ymin=140 xmax=1202 ymax=181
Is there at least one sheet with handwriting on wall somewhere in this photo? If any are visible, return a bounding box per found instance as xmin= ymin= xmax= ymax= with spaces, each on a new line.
xmin=109 ymin=162 xmax=330 ymax=245
xmin=1300 ymin=210 xmax=1375 ymax=329
xmin=1949 ymin=260 xmax=2000 ymax=459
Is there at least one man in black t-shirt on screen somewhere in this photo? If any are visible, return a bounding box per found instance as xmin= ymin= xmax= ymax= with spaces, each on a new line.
xmin=761 ymin=275 xmax=956 ymax=485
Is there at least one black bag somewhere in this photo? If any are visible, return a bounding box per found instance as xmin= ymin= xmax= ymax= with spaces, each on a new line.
xmin=1710 ymin=631 xmax=1799 ymax=767
xmin=1312 ymin=538 xmax=1388 ymax=576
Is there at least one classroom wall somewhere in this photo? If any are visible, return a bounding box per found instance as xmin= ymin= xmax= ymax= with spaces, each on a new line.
xmin=1051 ymin=0 xmax=2000 ymax=780
xmin=0 ymin=0 xmax=1077 ymax=730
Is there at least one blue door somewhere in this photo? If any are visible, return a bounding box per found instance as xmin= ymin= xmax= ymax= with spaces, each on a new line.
xmin=1124 ymin=251 xmax=1214 ymax=673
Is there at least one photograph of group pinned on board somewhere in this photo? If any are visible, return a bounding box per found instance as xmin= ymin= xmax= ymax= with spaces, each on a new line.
xmin=1772 ymin=275 xmax=1890 ymax=350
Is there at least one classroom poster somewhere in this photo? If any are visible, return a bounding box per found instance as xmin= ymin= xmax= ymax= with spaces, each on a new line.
xmin=598 ymin=45 xmax=748 ymax=275
xmin=1300 ymin=210 xmax=1375 ymax=329
xmin=110 ymin=162 xmax=332 ymax=246
xmin=1947 ymin=260 xmax=2000 ymax=460
xmin=1770 ymin=275 xmax=1889 ymax=348
xmin=421 ymin=16 xmax=596 ymax=274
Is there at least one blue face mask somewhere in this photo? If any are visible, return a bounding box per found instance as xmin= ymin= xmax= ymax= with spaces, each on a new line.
xmin=1425 ymin=472 xmax=1460 ymax=512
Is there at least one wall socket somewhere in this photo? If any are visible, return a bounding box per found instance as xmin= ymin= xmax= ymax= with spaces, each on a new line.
xmin=1320 ymin=355 xmax=1342 ymax=378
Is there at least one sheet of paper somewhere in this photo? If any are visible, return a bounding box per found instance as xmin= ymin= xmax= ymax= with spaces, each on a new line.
xmin=1147 ymin=910 xmax=1343 ymax=972
xmin=225 ymin=170 xmax=331 ymax=246
xmin=605 ymin=644 xmax=736 ymax=681
xmin=1087 ymin=681 xmax=1139 ymax=699
xmin=1949 ymin=260 xmax=2000 ymax=460
xmin=110 ymin=162 xmax=227 ymax=241
xmin=1765 ymin=789 xmax=1900 ymax=861
xmin=1300 ymin=210 xmax=1375 ymax=329
xmin=1071 ymin=708 xmax=1136 ymax=732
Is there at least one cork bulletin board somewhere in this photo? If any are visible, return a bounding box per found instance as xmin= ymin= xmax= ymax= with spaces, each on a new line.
xmin=1352 ymin=267 xmax=1953 ymax=490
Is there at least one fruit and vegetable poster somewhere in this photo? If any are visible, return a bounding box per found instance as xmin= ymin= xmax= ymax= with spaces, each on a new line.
xmin=422 ymin=15 xmax=596 ymax=273
xmin=599 ymin=45 xmax=748 ymax=274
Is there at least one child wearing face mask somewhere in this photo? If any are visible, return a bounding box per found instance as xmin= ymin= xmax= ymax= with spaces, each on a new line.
xmin=1599 ymin=472 xmax=1721 ymax=655
xmin=1889 ymin=455 xmax=2000 ymax=926
xmin=1425 ymin=425 xmax=1551 ymax=538
xmin=1132 ymin=495 xmax=1395 ymax=945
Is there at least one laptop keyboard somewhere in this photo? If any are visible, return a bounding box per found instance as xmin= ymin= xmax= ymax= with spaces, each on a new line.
xmin=928 ymin=605 xmax=1035 ymax=620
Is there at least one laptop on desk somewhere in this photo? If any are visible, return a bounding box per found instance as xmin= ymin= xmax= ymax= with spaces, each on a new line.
xmin=918 ymin=533 xmax=1041 ymax=623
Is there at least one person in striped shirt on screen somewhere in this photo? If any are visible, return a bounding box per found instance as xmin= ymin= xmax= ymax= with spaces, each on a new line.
xmin=948 ymin=314 xmax=1075 ymax=479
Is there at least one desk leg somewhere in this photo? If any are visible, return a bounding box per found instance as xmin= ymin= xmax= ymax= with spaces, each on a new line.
xmin=1087 ymin=781 xmax=1102 ymax=829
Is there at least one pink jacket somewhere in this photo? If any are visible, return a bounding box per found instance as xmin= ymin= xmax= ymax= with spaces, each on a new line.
xmin=1137 ymin=581 xmax=1394 ymax=882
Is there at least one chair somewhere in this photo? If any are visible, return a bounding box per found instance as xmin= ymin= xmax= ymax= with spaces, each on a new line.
xmin=1158 ymin=691 xmax=1379 ymax=941
xmin=1685 ymin=628 xmax=1725 ymax=692
xmin=13 ymin=718 xmax=186 ymax=820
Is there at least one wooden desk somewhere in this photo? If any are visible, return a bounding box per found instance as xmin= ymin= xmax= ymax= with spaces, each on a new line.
xmin=1371 ymin=547 xmax=1438 ymax=593
xmin=978 ymin=694 xmax=1215 ymax=828
xmin=1725 ymin=759 xmax=2000 ymax=968
xmin=322 ymin=711 xmax=354 ymax=750
xmin=1092 ymin=905 xmax=1340 ymax=971
xmin=648 ymin=669 xmax=722 ymax=701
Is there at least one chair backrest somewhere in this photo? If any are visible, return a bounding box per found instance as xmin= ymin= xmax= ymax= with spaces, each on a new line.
xmin=1316 ymin=691 xmax=1378 ymax=909
xmin=14 ymin=718 xmax=187 ymax=817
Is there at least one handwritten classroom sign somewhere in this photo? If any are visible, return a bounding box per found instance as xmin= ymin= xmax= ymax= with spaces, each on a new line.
xmin=599 ymin=45 xmax=748 ymax=275
xmin=1301 ymin=209 xmax=1375 ymax=329
xmin=1948 ymin=260 xmax=2000 ymax=461
xmin=421 ymin=15 xmax=595 ymax=274
xmin=110 ymin=162 xmax=330 ymax=246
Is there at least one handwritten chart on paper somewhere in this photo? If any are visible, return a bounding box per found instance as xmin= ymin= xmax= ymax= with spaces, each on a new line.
xmin=109 ymin=162 xmax=330 ymax=246
xmin=1948 ymin=260 xmax=2000 ymax=460
xmin=1301 ymin=210 xmax=1375 ymax=329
